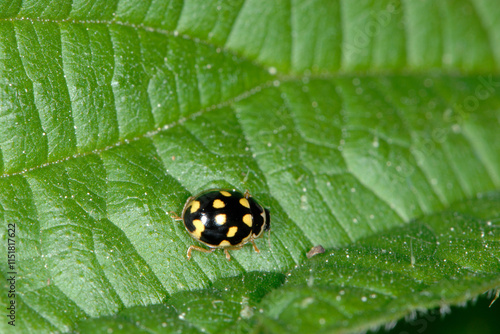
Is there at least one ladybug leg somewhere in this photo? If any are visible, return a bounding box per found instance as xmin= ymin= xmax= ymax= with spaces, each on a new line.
xmin=250 ymin=239 xmax=261 ymax=253
xmin=187 ymin=245 xmax=214 ymax=260
xmin=224 ymin=249 xmax=232 ymax=261
xmin=244 ymin=189 xmax=251 ymax=199
xmin=169 ymin=211 xmax=182 ymax=221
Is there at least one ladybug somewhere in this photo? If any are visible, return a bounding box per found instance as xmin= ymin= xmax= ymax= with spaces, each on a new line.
xmin=172 ymin=189 xmax=270 ymax=260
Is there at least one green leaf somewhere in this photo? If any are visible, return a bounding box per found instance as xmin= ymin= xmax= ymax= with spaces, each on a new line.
xmin=0 ymin=1 xmax=499 ymax=333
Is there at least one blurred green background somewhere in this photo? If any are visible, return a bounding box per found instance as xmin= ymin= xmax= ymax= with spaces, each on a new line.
xmin=373 ymin=293 xmax=500 ymax=334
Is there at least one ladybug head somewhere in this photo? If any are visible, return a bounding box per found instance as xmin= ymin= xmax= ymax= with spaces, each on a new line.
xmin=264 ymin=208 xmax=271 ymax=231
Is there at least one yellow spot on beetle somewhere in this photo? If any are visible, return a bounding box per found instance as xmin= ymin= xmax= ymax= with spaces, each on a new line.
xmin=192 ymin=219 xmax=205 ymax=239
xmin=239 ymin=198 xmax=250 ymax=209
xmin=227 ymin=226 xmax=238 ymax=237
xmin=242 ymin=214 xmax=252 ymax=227
xmin=219 ymin=240 xmax=231 ymax=247
xmin=215 ymin=214 xmax=227 ymax=225
xmin=213 ymin=199 xmax=225 ymax=209
xmin=190 ymin=200 xmax=200 ymax=213
xmin=220 ymin=191 xmax=232 ymax=197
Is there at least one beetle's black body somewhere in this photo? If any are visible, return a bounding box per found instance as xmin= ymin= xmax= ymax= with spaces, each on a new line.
xmin=178 ymin=189 xmax=270 ymax=260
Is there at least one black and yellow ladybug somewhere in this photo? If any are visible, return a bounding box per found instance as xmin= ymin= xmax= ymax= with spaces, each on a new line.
xmin=172 ymin=189 xmax=270 ymax=260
